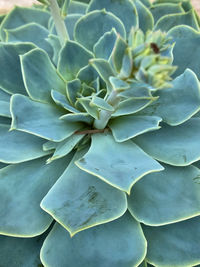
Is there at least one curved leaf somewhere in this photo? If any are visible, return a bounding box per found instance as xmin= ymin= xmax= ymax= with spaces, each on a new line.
xmin=129 ymin=164 xmax=200 ymax=226
xmin=0 ymin=124 xmax=49 ymax=164
xmin=41 ymin=213 xmax=147 ymax=267
xmin=76 ymin=133 xmax=163 ymax=193
xmin=168 ymin=25 xmax=200 ymax=78
xmin=41 ymin=149 xmax=127 ymax=236
xmin=0 ymin=155 xmax=72 ymax=237
xmin=109 ymin=115 xmax=161 ymax=142
xmin=143 ymin=217 xmax=200 ymax=266
xmin=74 ymin=10 xmax=126 ymax=51
xmin=20 ymin=48 xmax=65 ymax=104
xmin=135 ymin=118 xmax=200 ymax=166
xmin=87 ymin=0 xmax=138 ymax=35
xmin=135 ymin=0 xmax=154 ymax=32
xmin=0 ymin=43 xmax=36 ymax=95
xmin=58 ymin=40 xmax=94 ymax=81
xmin=10 ymin=94 xmax=83 ymax=141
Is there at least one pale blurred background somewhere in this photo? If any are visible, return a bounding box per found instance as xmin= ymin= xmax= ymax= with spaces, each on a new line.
xmin=0 ymin=0 xmax=199 ymax=14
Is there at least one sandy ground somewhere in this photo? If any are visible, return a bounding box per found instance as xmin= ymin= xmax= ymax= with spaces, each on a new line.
xmin=0 ymin=0 xmax=199 ymax=14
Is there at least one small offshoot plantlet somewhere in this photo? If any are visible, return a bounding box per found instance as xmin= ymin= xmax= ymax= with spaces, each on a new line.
xmin=0 ymin=0 xmax=200 ymax=266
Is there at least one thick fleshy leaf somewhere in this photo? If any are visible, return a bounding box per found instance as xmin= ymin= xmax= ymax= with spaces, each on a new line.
xmin=0 ymin=43 xmax=35 ymax=95
xmin=0 ymin=101 xmax=10 ymax=118
xmin=77 ymin=65 xmax=99 ymax=84
xmin=135 ymin=118 xmax=200 ymax=166
xmin=46 ymin=34 xmax=61 ymax=65
xmin=0 ymin=6 xmax=50 ymax=40
xmin=141 ymin=69 xmax=200 ymax=125
xmin=93 ymin=28 xmax=117 ymax=60
xmin=58 ymin=40 xmax=93 ymax=81
xmin=47 ymin=134 xmax=84 ymax=163
xmin=0 ymin=155 xmax=72 ymax=237
xmin=168 ymin=25 xmax=200 ymax=78
xmin=0 ymin=88 xmax=10 ymax=102
xmin=150 ymin=3 xmax=184 ymax=23
xmin=109 ymin=115 xmax=161 ymax=142
xmin=74 ymin=10 xmax=126 ymax=51
xmin=0 ymin=124 xmax=49 ymax=163
xmin=143 ymin=217 xmax=200 ymax=267
xmin=109 ymin=77 xmax=129 ymax=91
xmin=0 ymin=232 xmax=46 ymax=267
xmin=10 ymin=94 xmax=83 ymax=141
xmin=20 ymin=48 xmax=65 ymax=104
xmin=60 ymin=113 xmax=93 ymax=124
xmin=76 ymin=133 xmax=163 ymax=193
xmin=51 ymin=90 xmax=79 ymax=113
xmin=87 ymin=0 xmax=138 ymax=35
xmin=68 ymin=1 xmax=87 ymax=14
xmin=41 ymin=150 xmax=127 ymax=235
xmin=5 ymin=23 xmax=53 ymax=57
xmin=112 ymin=98 xmax=152 ymax=117
xmin=155 ymin=9 xmax=200 ymax=31
xmin=65 ymin=14 xmax=82 ymax=40
xmin=110 ymin=35 xmax=127 ymax=73
xmin=41 ymin=213 xmax=147 ymax=267
xmin=129 ymin=164 xmax=200 ymax=226
xmin=91 ymin=95 xmax=114 ymax=111
xmin=78 ymin=98 xmax=99 ymax=119
xmin=135 ymin=0 xmax=154 ymax=32
xmin=139 ymin=0 xmax=151 ymax=7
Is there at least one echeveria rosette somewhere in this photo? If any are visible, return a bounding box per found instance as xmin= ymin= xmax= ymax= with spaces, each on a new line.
xmin=0 ymin=0 xmax=200 ymax=266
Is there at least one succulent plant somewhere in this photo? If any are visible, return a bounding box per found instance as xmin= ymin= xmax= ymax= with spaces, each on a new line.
xmin=0 ymin=0 xmax=200 ymax=266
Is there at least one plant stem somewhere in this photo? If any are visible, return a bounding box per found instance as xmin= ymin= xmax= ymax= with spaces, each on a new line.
xmin=48 ymin=0 xmax=69 ymax=45
xmin=93 ymin=90 xmax=120 ymax=130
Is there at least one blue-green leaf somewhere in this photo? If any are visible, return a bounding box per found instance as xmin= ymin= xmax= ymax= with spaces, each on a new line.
xmin=0 ymin=101 xmax=11 ymax=118
xmin=150 ymin=3 xmax=184 ymax=23
xmin=68 ymin=1 xmax=87 ymax=14
xmin=41 ymin=149 xmax=127 ymax=235
xmin=129 ymin=164 xmax=200 ymax=226
xmin=41 ymin=213 xmax=147 ymax=267
xmin=135 ymin=118 xmax=200 ymax=166
xmin=0 ymin=124 xmax=49 ymax=164
xmin=93 ymin=28 xmax=117 ymax=60
xmin=76 ymin=133 xmax=163 ymax=193
xmin=46 ymin=34 xmax=61 ymax=65
xmin=11 ymin=94 xmax=83 ymax=141
xmin=110 ymin=35 xmax=127 ymax=73
xmin=0 ymin=6 xmax=50 ymax=40
xmin=135 ymin=0 xmax=154 ymax=32
xmin=51 ymin=90 xmax=79 ymax=113
xmin=141 ymin=69 xmax=200 ymax=125
xmin=60 ymin=113 xmax=93 ymax=124
xmin=77 ymin=65 xmax=99 ymax=84
xmin=91 ymin=95 xmax=114 ymax=111
xmin=0 ymin=43 xmax=36 ymax=95
xmin=87 ymin=0 xmax=138 ymax=36
xmin=0 ymin=155 xmax=72 ymax=237
xmin=109 ymin=115 xmax=161 ymax=142
xmin=143 ymin=217 xmax=200 ymax=266
xmin=64 ymin=14 xmax=82 ymax=40
xmin=77 ymin=98 xmax=99 ymax=119
xmin=58 ymin=40 xmax=94 ymax=81
xmin=74 ymin=10 xmax=126 ymax=51
xmin=5 ymin=23 xmax=53 ymax=57
xmin=155 ymin=9 xmax=200 ymax=31
xmin=20 ymin=48 xmax=65 ymax=104
xmin=168 ymin=25 xmax=200 ymax=78
xmin=0 ymin=232 xmax=46 ymax=267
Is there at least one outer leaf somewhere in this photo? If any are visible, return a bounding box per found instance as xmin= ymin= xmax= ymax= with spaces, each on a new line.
xmin=0 ymin=155 xmax=72 ymax=237
xmin=0 ymin=124 xmax=49 ymax=164
xmin=41 ymin=149 xmax=127 ymax=236
xmin=141 ymin=69 xmax=200 ymax=125
xmin=0 ymin=6 xmax=50 ymax=40
xmin=168 ymin=25 xmax=200 ymax=78
xmin=64 ymin=14 xmax=82 ymax=40
xmin=0 ymin=232 xmax=46 ymax=267
xmin=5 ymin=23 xmax=53 ymax=57
xmin=0 ymin=101 xmax=10 ymax=118
xmin=135 ymin=0 xmax=154 ymax=32
xmin=150 ymin=3 xmax=184 ymax=23
xmin=41 ymin=213 xmax=147 ymax=267
xmin=129 ymin=164 xmax=200 ymax=226
xmin=20 ymin=48 xmax=65 ymax=104
xmin=109 ymin=115 xmax=161 ymax=142
xmin=87 ymin=0 xmax=138 ymax=35
xmin=74 ymin=10 xmax=126 ymax=51
xmin=143 ymin=217 xmax=200 ymax=267
xmin=10 ymin=94 xmax=83 ymax=141
xmin=93 ymin=28 xmax=117 ymax=60
xmin=68 ymin=1 xmax=87 ymax=14
xmin=58 ymin=40 xmax=94 ymax=81
xmin=76 ymin=133 xmax=163 ymax=193
xmin=134 ymin=118 xmax=200 ymax=166
xmin=46 ymin=34 xmax=61 ymax=65
xmin=155 ymin=9 xmax=200 ymax=31
xmin=0 ymin=43 xmax=36 ymax=95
